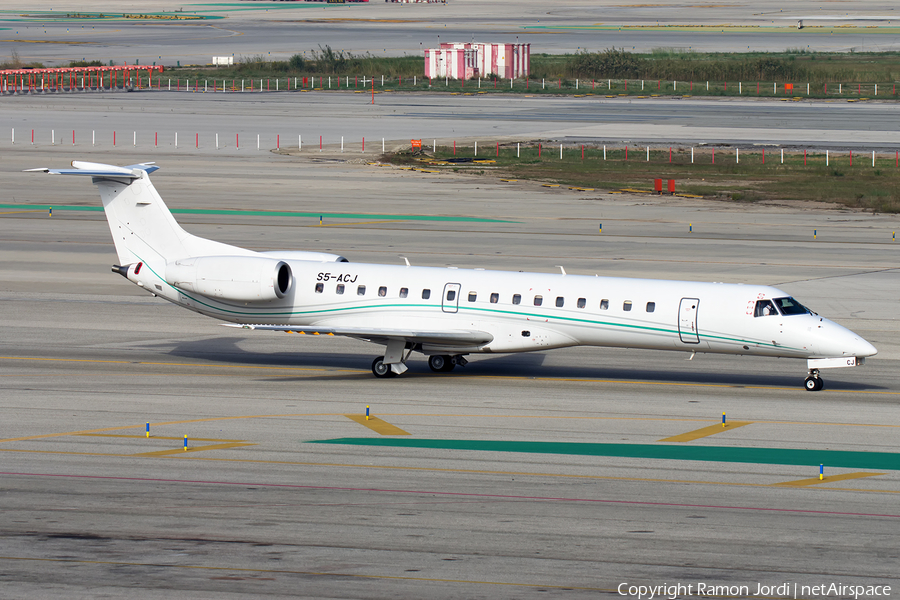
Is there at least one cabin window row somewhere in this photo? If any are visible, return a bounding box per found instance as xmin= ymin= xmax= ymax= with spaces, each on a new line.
xmin=313 ymin=283 xmax=655 ymax=312
xmin=315 ymin=282 xmax=429 ymax=299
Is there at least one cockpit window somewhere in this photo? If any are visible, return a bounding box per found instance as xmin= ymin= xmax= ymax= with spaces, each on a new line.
xmin=754 ymin=300 xmax=778 ymax=317
xmin=774 ymin=297 xmax=810 ymax=316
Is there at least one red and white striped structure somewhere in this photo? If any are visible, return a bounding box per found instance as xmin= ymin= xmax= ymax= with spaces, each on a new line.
xmin=0 ymin=65 xmax=163 ymax=93
xmin=424 ymin=43 xmax=530 ymax=80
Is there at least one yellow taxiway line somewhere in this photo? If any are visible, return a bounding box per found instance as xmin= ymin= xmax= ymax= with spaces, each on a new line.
xmin=133 ymin=442 xmax=256 ymax=457
xmin=344 ymin=415 xmax=410 ymax=436
xmin=772 ymin=472 xmax=885 ymax=487
xmin=659 ymin=421 xmax=753 ymax=442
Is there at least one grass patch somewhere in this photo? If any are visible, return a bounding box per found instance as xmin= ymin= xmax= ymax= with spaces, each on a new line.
xmin=157 ymin=49 xmax=900 ymax=99
xmin=386 ymin=145 xmax=900 ymax=213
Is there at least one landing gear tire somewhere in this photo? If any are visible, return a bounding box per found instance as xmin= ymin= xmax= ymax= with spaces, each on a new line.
xmin=428 ymin=355 xmax=455 ymax=372
xmin=804 ymin=376 xmax=824 ymax=392
xmin=372 ymin=356 xmax=396 ymax=378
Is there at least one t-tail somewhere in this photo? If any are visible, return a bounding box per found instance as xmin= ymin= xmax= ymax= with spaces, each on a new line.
xmin=27 ymin=161 xmax=252 ymax=269
xmin=27 ymin=161 xmax=345 ymax=305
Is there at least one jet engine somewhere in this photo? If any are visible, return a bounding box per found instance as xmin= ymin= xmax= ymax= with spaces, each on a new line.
xmin=165 ymin=256 xmax=293 ymax=302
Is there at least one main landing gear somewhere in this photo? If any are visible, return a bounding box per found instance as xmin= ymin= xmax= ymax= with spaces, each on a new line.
xmin=428 ymin=354 xmax=467 ymax=373
xmin=804 ymin=369 xmax=824 ymax=392
xmin=371 ymin=356 xmax=396 ymax=378
xmin=371 ymin=354 xmax=468 ymax=378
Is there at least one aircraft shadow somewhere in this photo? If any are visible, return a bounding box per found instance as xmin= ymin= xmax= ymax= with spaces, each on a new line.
xmin=162 ymin=337 xmax=884 ymax=391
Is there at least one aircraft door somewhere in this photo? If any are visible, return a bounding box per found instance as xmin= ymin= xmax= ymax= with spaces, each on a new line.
xmin=678 ymin=298 xmax=700 ymax=344
xmin=442 ymin=283 xmax=461 ymax=313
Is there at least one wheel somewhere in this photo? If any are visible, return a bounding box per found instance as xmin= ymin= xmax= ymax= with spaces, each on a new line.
xmin=371 ymin=357 xmax=396 ymax=378
xmin=428 ymin=355 xmax=455 ymax=372
xmin=804 ymin=376 xmax=823 ymax=391
xmin=814 ymin=377 xmax=824 ymax=391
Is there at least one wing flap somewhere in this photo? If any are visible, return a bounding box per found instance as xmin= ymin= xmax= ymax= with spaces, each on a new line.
xmin=224 ymin=324 xmax=493 ymax=346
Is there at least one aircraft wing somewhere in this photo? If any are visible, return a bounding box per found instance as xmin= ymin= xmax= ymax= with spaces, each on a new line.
xmin=224 ymin=324 xmax=493 ymax=347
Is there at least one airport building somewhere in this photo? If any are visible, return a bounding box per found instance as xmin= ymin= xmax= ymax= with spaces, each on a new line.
xmin=424 ymin=42 xmax=530 ymax=80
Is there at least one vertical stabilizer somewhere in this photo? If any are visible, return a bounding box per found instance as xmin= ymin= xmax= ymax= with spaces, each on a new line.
xmin=28 ymin=162 xmax=253 ymax=269
xmin=96 ymin=170 xmax=192 ymax=266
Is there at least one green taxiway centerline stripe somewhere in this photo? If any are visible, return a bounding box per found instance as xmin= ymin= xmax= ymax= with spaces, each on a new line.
xmin=0 ymin=204 xmax=508 ymax=223
xmin=307 ymin=439 xmax=900 ymax=471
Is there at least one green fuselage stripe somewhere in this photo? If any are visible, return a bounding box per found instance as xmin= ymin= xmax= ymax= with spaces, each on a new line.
xmin=309 ymin=438 xmax=900 ymax=471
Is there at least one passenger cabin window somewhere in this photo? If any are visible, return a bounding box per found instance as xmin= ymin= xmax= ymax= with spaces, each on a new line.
xmin=378 ymin=286 xmax=387 ymax=297
xmin=490 ymin=293 xmax=499 ymax=304
xmin=422 ymin=289 xmax=431 ymax=300
xmin=336 ymin=284 xmax=345 ymax=295
xmin=600 ymin=299 xmax=609 ymax=310
xmin=754 ymin=299 xmax=778 ymax=317
xmin=534 ymin=295 xmax=543 ymax=306
xmin=577 ymin=298 xmax=586 ymax=309
xmin=357 ymin=285 xmax=366 ymax=296
xmin=774 ymin=297 xmax=809 ymax=316
xmin=623 ymin=301 xmax=633 ymax=311
xmin=512 ymin=294 xmax=521 ymax=305
xmin=399 ymin=287 xmax=408 ymax=298
xmin=315 ymin=283 xmax=324 ymax=293
xmin=556 ymin=296 xmax=564 ymax=308
xmin=446 ymin=290 xmax=456 ymax=301
xmin=646 ymin=302 xmax=656 ymax=313
xmin=468 ymin=292 xmax=477 ymax=302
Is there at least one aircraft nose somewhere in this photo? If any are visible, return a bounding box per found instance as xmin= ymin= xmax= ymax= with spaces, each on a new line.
xmin=820 ymin=320 xmax=877 ymax=358
xmin=852 ymin=336 xmax=878 ymax=358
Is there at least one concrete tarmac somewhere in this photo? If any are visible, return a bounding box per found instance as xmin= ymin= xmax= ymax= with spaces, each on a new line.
xmin=3 ymin=92 xmax=900 ymax=156
xmin=2 ymin=146 xmax=900 ymax=598
xmin=4 ymin=1 xmax=900 ymax=65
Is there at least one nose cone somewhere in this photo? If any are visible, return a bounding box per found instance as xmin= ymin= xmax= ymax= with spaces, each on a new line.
xmin=816 ymin=319 xmax=877 ymax=358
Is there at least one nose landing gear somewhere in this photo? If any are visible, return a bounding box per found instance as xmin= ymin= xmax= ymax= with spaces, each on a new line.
xmin=804 ymin=369 xmax=824 ymax=391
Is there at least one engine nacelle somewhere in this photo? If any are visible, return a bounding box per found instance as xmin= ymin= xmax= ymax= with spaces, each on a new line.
xmin=165 ymin=256 xmax=293 ymax=302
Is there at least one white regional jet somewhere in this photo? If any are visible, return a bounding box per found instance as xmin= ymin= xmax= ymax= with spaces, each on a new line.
xmin=30 ymin=161 xmax=876 ymax=390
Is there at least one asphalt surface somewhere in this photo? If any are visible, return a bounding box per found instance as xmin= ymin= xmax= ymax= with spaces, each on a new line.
xmin=2 ymin=146 xmax=899 ymax=598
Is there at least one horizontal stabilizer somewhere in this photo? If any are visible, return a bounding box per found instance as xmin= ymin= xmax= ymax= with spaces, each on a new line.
xmin=25 ymin=161 xmax=159 ymax=179
xmin=224 ymin=323 xmax=493 ymax=346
